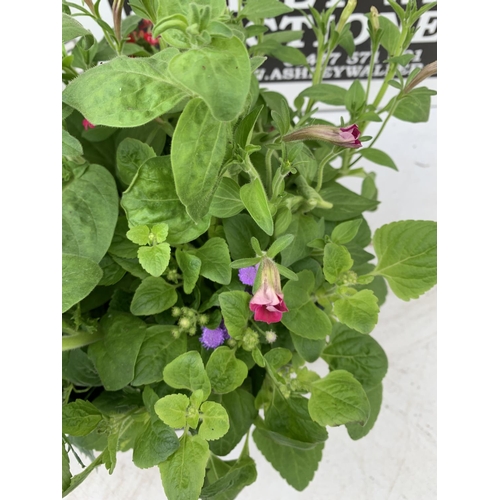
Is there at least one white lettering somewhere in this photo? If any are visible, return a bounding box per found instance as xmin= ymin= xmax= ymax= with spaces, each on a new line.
xmin=279 ymin=15 xmax=310 ymax=48
xmin=269 ymin=68 xmax=283 ymax=81
xmin=350 ymin=13 xmax=370 ymax=45
xmin=413 ymin=12 xmax=437 ymax=43
xmin=283 ymin=0 xmax=316 ymax=8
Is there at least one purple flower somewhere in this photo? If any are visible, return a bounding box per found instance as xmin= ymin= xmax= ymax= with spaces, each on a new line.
xmin=238 ymin=265 xmax=258 ymax=286
xmin=200 ymin=323 xmax=230 ymax=349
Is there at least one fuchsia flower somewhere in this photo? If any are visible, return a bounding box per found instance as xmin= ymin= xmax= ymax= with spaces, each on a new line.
xmin=249 ymin=258 xmax=288 ymax=324
xmin=283 ymin=124 xmax=362 ymax=149
xmin=82 ymin=118 xmax=95 ymax=131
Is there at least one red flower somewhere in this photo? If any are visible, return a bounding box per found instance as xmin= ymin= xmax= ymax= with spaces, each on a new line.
xmin=143 ymin=32 xmax=160 ymax=45
xmin=82 ymin=118 xmax=95 ymax=131
xmin=283 ymin=124 xmax=362 ymax=149
xmin=249 ymin=258 xmax=288 ymax=324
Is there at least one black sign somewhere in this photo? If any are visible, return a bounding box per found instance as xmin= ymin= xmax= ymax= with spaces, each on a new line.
xmin=117 ymin=0 xmax=437 ymax=82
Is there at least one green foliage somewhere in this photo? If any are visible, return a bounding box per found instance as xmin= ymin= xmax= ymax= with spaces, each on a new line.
xmin=61 ymin=2 xmax=436 ymax=496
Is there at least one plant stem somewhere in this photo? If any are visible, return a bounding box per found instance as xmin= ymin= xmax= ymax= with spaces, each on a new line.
xmin=62 ymin=331 xmax=104 ymax=351
xmin=316 ymin=149 xmax=343 ymax=191
xmin=265 ymin=147 xmax=274 ymax=196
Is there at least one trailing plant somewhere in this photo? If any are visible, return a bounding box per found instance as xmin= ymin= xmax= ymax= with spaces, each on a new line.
xmin=62 ymin=0 xmax=437 ymax=498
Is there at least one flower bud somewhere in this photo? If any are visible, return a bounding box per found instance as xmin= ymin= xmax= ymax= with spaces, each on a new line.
xmin=404 ymin=61 xmax=437 ymax=93
xmin=171 ymin=307 xmax=181 ymax=317
xmin=178 ymin=317 xmax=191 ymax=330
xmin=370 ymin=6 xmax=380 ymax=31
xmin=336 ymin=0 xmax=357 ymax=34
xmin=283 ymin=124 xmax=362 ymax=149
xmin=242 ymin=328 xmax=260 ymax=351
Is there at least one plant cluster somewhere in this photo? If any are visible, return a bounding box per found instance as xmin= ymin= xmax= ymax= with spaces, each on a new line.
xmin=62 ymin=1 xmax=437 ymax=498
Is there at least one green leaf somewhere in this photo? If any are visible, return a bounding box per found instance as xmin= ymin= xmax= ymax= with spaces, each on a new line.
xmin=116 ymin=138 xmax=156 ymax=187
xmin=281 ymin=301 xmax=331 ymax=340
xmin=159 ymin=434 xmax=210 ymax=500
xmin=130 ymin=277 xmax=177 ymax=315
xmin=222 ymin=214 xmax=270 ymax=260
xmin=234 ymin=105 xmax=263 ymax=148
xmin=267 ymin=44 xmax=308 ymax=66
xmin=122 ymin=156 xmax=211 ymax=245
xmin=98 ymin=254 xmax=126 ymax=286
xmin=108 ymin=216 xmax=139 ymax=259
xmin=176 ymin=249 xmax=202 ymax=294
xmin=168 ymin=37 xmax=251 ymax=122
xmin=63 ymin=164 xmax=119 ymax=263
xmin=171 ymin=98 xmax=227 ymax=222
xmin=267 ymin=234 xmax=294 ymax=259
xmin=331 ymin=219 xmax=363 ymax=245
xmin=202 ymin=455 xmax=257 ymax=499
xmin=126 ymin=225 xmax=150 ymax=245
xmin=195 ymin=237 xmax=232 ymax=285
xmin=62 ymin=449 xmax=106 ymax=497
xmin=309 ymin=370 xmax=370 ymax=427
xmin=345 ymin=80 xmax=366 ymax=114
xmin=241 ymin=0 xmax=293 ymax=20
xmin=240 ymin=178 xmax=274 ymax=236
xmin=323 ymin=243 xmax=354 ymax=284
xmin=132 ymin=325 xmax=187 ymax=386
xmin=62 ymin=349 xmax=101 ymax=387
xmin=276 ymin=269 xmax=316 ymax=310
xmin=151 ymin=223 xmax=169 ymax=243
xmin=322 ymin=325 xmax=388 ymax=389
xmin=298 ymin=83 xmax=346 ymax=106
xmin=62 ymin=254 xmax=103 ymax=312
xmin=280 ymin=214 xmax=321 ymax=267
xmin=290 ymin=333 xmax=325 ymax=363
xmin=219 ymin=291 xmax=251 ymax=340
xmin=133 ymin=387 xmax=180 ymax=469
xmin=87 ymin=312 xmax=147 ymax=391
xmin=359 ymin=148 xmax=398 ymax=171
xmin=334 ymin=289 xmax=379 ymax=334
xmin=62 ymin=13 xmax=91 ymax=42
xmin=253 ymin=429 xmax=324 ymax=491
xmin=155 ymin=394 xmax=190 ymax=429
xmin=199 ymin=401 xmax=230 ymax=440
xmin=206 ymin=346 xmax=248 ymax=394
xmin=137 ymin=243 xmax=171 ymax=277
xmin=209 ymin=178 xmax=245 ymax=218
xmin=314 ymin=181 xmax=379 ymax=221
xmin=393 ymin=90 xmax=432 ymax=123
xmin=387 ymin=53 xmax=415 ymax=66
xmin=209 ymin=389 xmax=257 ymax=456
xmin=62 ymin=400 xmax=103 ymax=436
xmin=62 ymin=129 xmax=83 ymax=156
xmin=163 ymin=351 xmax=211 ymax=400
xmin=372 ymin=220 xmax=437 ymax=300
xmin=62 ymin=442 xmax=71 ymax=493
xmin=379 ymin=16 xmax=400 ymax=56
xmin=346 ymin=383 xmax=383 ymax=440
xmin=62 ymin=52 xmax=187 ymax=127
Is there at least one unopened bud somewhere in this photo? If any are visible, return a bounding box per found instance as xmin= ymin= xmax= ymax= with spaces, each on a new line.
xmin=179 ymin=317 xmax=191 ymax=329
xmin=336 ymin=0 xmax=357 ymax=34
xmin=242 ymin=328 xmax=260 ymax=351
xmin=188 ymin=327 xmax=196 ymax=336
xmin=369 ymin=6 xmax=379 ymax=31
xmin=404 ymin=61 xmax=437 ymax=93
xmin=172 ymin=328 xmax=181 ymax=339
xmin=227 ymin=338 xmax=237 ymax=348
xmin=198 ymin=314 xmax=208 ymax=325
xmin=283 ymin=125 xmax=362 ymax=149
xmin=172 ymin=307 xmax=181 ymax=317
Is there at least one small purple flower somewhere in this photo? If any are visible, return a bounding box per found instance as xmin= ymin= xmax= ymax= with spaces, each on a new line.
xmin=200 ymin=323 xmax=230 ymax=349
xmin=238 ymin=265 xmax=258 ymax=286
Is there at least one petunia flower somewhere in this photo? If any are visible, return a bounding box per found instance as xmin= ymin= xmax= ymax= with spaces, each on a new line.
xmin=283 ymin=124 xmax=362 ymax=148
xmin=249 ymin=258 xmax=288 ymax=324
xmin=238 ymin=265 xmax=258 ymax=286
xmin=200 ymin=323 xmax=229 ymax=349
xmin=82 ymin=118 xmax=95 ymax=131
xmin=143 ymin=32 xmax=160 ymax=45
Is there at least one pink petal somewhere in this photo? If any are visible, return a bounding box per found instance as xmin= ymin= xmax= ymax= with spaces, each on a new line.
xmin=253 ymin=305 xmax=283 ymax=324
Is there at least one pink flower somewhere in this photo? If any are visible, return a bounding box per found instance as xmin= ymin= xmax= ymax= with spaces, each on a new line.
xmin=143 ymin=32 xmax=160 ymax=45
xmin=82 ymin=118 xmax=95 ymax=131
xmin=249 ymin=258 xmax=288 ymax=324
xmin=283 ymin=124 xmax=362 ymax=149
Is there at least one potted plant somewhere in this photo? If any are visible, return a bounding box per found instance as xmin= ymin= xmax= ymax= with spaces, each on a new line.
xmin=62 ymin=0 xmax=437 ymax=498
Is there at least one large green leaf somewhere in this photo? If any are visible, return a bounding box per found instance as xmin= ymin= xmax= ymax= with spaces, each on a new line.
xmin=322 ymin=324 xmax=388 ymax=389
xmin=206 ymin=346 xmax=248 ymax=394
xmin=346 ymin=383 xmax=383 ymax=440
xmin=62 ymin=164 xmax=119 ymax=263
xmin=393 ymin=89 xmax=432 ymax=123
xmin=241 ymin=0 xmax=293 ymax=20
xmin=313 ymin=182 xmax=379 ymax=222
xmin=308 ymin=370 xmax=370 ymax=427
xmin=372 ymin=220 xmax=437 ymax=300
xmin=121 ymin=156 xmax=211 ymax=245
xmin=62 ymin=400 xmax=103 ymax=436
xmin=168 ymin=37 xmax=251 ymax=122
xmin=209 ymin=389 xmax=257 ymax=457
xmin=240 ymin=178 xmax=274 ymax=236
xmin=171 ymin=98 xmax=227 ymax=222
xmin=222 ymin=214 xmax=269 ymax=260
xmin=132 ymin=325 xmax=187 ymax=386
xmin=87 ymin=312 xmax=147 ymax=391
xmin=195 ymin=238 xmax=232 ymax=285
xmin=219 ymin=291 xmax=251 ymax=340
xmin=253 ymin=429 xmax=324 ymax=491
xmin=176 ymin=249 xmax=202 ymax=294
xmin=280 ymin=214 xmax=321 ymax=267
xmin=62 ymin=254 xmax=103 ymax=312
xmin=209 ymin=178 xmax=245 ymax=218
xmin=62 ymin=13 xmax=91 ymax=42
xmin=281 ymin=301 xmax=331 ymax=340
xmin=159 ymin=434 xmax=210 ymax=500
xmin=323 ymin=242 xmax=353 ymax=284
xmin=297 ymin=83 xmax=346 ymax=106
xmin=116 ymin=138 xmax=156 ymax=187
xmin=334 ymin=289 xmax=379 ymax=334
xmin=62 ymin=50 xmax=187 ymax=127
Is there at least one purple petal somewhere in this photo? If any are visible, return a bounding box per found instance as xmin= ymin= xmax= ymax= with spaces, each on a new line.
xmin=238 ymin=266 xmax=258 ymax=286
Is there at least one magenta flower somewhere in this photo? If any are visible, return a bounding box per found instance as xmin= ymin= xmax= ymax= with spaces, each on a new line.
xmin=82 ymin=118 xmax=95 ymax=131
xmin=143 ymin=32 xmax=160 ymax=45
xmin=238 ymin=265 xmax=258 ymax=286
xmin=283 ymin=124 xmax=362 ymax=149
xmin=200 ymin=323 xmax=229 ymax=349
xmin=249 ymin=258 xmax=288 ymax=324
